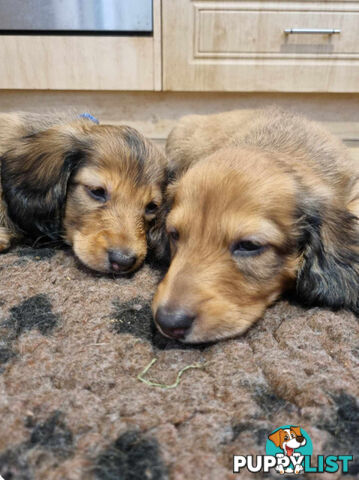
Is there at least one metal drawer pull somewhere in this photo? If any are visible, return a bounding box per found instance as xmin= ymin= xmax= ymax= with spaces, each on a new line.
xmin=284 ymin=28 xmax=341 ymax=34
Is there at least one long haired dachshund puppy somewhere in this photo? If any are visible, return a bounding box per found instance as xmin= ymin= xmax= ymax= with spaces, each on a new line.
xmin=0 ymin=112 xmax=166 ymax=273
xmin=153 ymin=107 xmax=359 ymax=343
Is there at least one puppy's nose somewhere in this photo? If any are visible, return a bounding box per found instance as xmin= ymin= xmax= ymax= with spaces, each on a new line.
xmin=296 ymin=436 xmax=304 ymax=443
xmin=155 ymin=306 xmax=195 ymax=339
xmin=108 ymin=249 xmax=137 ymax=272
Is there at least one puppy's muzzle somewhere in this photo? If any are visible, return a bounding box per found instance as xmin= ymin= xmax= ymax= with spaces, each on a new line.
xmin=108 ymin=248 xmax=137 ymax=273
xmin=155 ymin=306 xmax=195 ymax=340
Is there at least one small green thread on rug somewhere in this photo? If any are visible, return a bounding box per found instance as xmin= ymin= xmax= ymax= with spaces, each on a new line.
xmin=137 ymin=358 xmax=206 ymax=389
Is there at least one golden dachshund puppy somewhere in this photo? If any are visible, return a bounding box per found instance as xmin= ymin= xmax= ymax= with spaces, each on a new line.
xmin=0 ymin=112 xmax=167 ymax=273
xmin=153 ymin=107 xmax=359 ymax=343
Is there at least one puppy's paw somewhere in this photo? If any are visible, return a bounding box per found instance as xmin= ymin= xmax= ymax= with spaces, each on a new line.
xmin=0 ymin=228 xmax=12 ymax=252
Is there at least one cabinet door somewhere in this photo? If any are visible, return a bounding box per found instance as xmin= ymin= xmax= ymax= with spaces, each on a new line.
xmin=163 ymin=0 xmax=359 ymax=92
xmin=0 ymin=36 xmax=155 ymax=90
xmin=0 ymin=0 xmax=162 ymax=90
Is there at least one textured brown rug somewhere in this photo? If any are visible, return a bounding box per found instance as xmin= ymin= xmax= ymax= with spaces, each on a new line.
xmin=0 ymin=245 xmax=358 ymax=479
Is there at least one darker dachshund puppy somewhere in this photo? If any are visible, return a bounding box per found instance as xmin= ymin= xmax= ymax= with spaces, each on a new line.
xmin=153 ymin=107 xmax=359 ymax=343
xmin=0 ymin=112 xmax=167 ymax=273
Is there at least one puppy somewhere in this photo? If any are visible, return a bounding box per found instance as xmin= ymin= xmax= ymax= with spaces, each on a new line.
xmin=268 ymin=426 xmax=306 ymax=474
xmin=0 ymin=112 xmax=167 ymax=273
xmin=153 ymin=107 xmax=359 ymax=343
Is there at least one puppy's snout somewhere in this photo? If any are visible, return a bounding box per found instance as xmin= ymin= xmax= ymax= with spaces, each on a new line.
xmin=108 ymin=249 xmax=137 ymax=272
xmin=155 ymin=306 xmax=195 ymax=339
xmin=296 ymin=436 xmax=305 ymax=443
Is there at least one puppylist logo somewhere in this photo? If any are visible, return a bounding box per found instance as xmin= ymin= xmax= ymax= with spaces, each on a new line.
xmin=233 ymin=425 xmax=354 ymax=475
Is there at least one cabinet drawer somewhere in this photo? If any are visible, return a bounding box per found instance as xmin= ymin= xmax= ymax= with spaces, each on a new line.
xmin=199 ymin=9 xmax=359 ymax=56
xmin=163 ymin=0 xmax=359 ymax=92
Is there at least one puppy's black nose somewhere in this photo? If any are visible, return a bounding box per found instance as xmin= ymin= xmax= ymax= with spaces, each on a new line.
xmin=108 ymin=249 xmax=137 ymax=272
xmin=155 ymin=306 xmax=195 ymax=339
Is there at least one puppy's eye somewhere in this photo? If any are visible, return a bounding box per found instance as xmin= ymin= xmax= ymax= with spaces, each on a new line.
xmin=145 ymin=202 xmax=158 ymax=215
xmin=168 ymin=227 xmax=179 ymax=242
xmin=86 ymin=186 xmax=108 ymax=202
xmin=284 ymin=436 xmax=289 ymax=441
xmin=231 ymin=240 xmax=265 ymax=256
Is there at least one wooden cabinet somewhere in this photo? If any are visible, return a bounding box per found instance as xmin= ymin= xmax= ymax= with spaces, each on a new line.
xmin=163 ymin=0 xmax=359 ymax=92
xmin=0 ymin=36 xmax=157 ymax=90
xmin=0 ymin=1 xmax=161 ymax=91
xmin=1 ymin=0 xmax=359 ymax=93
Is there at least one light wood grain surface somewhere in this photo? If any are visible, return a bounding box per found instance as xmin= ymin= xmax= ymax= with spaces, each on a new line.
xmin=0 ymin=90 xmax=358 ymax=142
xmin=163 ymin=0 xmax=359 ymax=92
xmin=0 ymin=0 xmax=162 ymax=91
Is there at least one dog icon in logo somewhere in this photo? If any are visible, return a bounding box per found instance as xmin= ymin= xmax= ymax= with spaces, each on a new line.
xmin=268 ymin=426 xmax=306 ymax=474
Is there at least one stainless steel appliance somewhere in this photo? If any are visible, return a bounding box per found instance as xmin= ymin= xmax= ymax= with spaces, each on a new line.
xmin=0 ymin=0 xmax=152 ymax=33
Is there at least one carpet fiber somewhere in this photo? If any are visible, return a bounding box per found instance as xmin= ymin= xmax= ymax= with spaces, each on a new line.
xmin=0 ymin=246 xmax=358 ymax=479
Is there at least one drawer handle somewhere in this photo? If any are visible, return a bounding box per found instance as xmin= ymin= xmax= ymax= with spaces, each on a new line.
xmin=284 ymin=28 xmax=341 ymax=34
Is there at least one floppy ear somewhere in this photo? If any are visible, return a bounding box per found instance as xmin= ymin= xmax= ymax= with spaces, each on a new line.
xmin=146 ymin=168 xmax=185 ymax=264
xmin=291 ymin=426 xmax=302 ymax=437
xmin=147 ymin=202 xmax=170 ymax=264
xmin=1 ymin=127 xmax=90 ymax=240
xmin=268 ymin=429 xmax=284 ymax=448
xmin=296 ymin=202 xmax=359 ymax=314
xmin=146 ymin=169 xmax=174 ymax=264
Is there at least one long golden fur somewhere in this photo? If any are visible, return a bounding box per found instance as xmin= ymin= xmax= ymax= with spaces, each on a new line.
xmin=0 ymin=112 xmax=167 ymax=273
xmin=153 ymin=107 xmax=359 ymax=343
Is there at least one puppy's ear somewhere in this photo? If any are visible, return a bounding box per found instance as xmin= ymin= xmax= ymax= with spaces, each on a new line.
xmin=296 ymin=202 xmax=359 ymax=313
xmin=290 ymin=426 xmax=302 ymax=437
xmin=146 ymin=169 xmax=175 ymax=264
xmin=268 ymin=430 xmax=284 ymax=448
xmin=1 ymin=126 xmax=90 ymax=240
xmin=147 ymin=202 xmax=170 ymax=264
